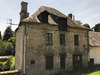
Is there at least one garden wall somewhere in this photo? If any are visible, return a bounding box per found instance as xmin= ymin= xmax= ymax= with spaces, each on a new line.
xmin=0 ymin=70 xmax=20 ymax=75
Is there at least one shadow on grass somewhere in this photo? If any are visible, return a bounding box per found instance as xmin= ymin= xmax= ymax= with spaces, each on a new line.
xmin=52 ymin=65 xmax=100 ymax=75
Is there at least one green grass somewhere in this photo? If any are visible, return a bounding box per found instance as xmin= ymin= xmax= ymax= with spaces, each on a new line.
xmin=88 ymin=71 xmax=100 ymax=75
xmin=52 ymin=65 xmax=100 ymax=75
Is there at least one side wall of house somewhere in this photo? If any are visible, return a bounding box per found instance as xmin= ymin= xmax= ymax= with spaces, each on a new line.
xmin=90 ymin=47 xmax=100 ymax=64
xmin=68 ymin=27 xmax=89 ymax=68
xmin=15 ymin=25 xmax=24 ymax=71
xmin=24 ymin=23 xmax=88 ymax=75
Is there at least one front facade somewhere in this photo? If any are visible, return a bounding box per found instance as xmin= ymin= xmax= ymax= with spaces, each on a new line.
xmin=89 ymin=31 xmax=100 ymax=65
xmin=15 ymin=1 xmax=89 ymax=75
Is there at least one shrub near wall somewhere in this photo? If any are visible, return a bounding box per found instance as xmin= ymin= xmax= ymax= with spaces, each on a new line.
xmin=0 ymin=56 xmax=15 ymax=71
xmin=0 ymin=59 xmax=11 ymax=71
xmin=0 ymin=62 xmax=3 ymax=71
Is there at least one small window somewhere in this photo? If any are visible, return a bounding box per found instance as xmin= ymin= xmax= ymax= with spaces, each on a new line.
xmin=46 ymin=33 xmax=52 ymax=45
xmin=31 ymin=60 xmax=35 ymax=64
xmin=74 ymin=35 xmax=79 ymax=46
xmin=46 ymin=56 xmax=53 ymax=70
xmin=60 ymin=34 xmax=65 ymax=45
xmin=58 ymin=17 xmax=67 ymax=31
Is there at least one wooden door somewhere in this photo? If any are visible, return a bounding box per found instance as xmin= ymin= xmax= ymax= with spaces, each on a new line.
xmin=60 ymin=55 xmax=65 ymax=69
xmin=73 ymin=54 xmax=82 ymax=69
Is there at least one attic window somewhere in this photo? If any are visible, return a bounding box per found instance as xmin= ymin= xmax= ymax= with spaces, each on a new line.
xmin=58 ymin=17 xmax=67 ymax=31
xmin=38 ymin=11 xmax=49 ymax=23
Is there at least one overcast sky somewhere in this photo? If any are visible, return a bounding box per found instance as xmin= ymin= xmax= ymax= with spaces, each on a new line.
xmin=0 ymin=0 xmax=100 ymax=35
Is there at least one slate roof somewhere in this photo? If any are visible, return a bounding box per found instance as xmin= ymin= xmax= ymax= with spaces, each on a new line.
xmin=89 ymin=31 xmax=100 ymax=47
xmin=22 ymin=6 xmax=89 ymax=30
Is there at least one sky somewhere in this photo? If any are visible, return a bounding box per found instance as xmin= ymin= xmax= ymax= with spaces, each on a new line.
xmin=0 ymin=0 xmax=100 ymax=35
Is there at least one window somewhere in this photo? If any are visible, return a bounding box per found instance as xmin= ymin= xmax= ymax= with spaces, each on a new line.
xmin=58 ymin=17 xmax=67 ymax=31
xmin=74 ymin=35 xmax=79 ymax=46
xmin=46 ymin=56 xmax=53 ymax=70
xmin=60 ymin=55 xmax=66 ymax=69
xmin=38 ymin=11 xmax=49 ymax=23
xmin=31 ymin=60 xmax=35 ymax=64
xmin=46 ymin=33 xmax=52 ymax=45
xmin=60 ymin=34 xmax=65 ymax=45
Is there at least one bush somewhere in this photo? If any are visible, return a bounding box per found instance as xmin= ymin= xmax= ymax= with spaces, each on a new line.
xmin=2 ymin=59 xmax=12 ymax=71
xmin=0 ymin=40 xmax=13 ymax=56
xmin=10 ymin=56 xmax=15 ymax=70
xmin=0 ymin=56 xmax=15 ymax=71
xmin=0 ymin=62 xmax=3 ymax=71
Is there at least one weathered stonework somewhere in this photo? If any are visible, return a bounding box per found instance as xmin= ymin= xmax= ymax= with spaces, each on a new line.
xmin=15 ymin=23 xmax=89 ymax=75
xmin=15 ymin=2 xmax=89 ymax=75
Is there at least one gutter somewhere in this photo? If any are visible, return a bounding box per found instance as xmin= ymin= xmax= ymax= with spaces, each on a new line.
xmin=23 ymin=24 xmax=26 ymax=75
xmin=87 ymin=31 xmax=90 ymax=64
xmin=23 ymin=24 xmax=32 ymax=75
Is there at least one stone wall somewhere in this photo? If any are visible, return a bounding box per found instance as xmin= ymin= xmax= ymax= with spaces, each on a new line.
xmin=0 ymin=70 xmax=20 ymax=75
xmin=23 ymin=23 xmax=89 ymax=75
xmin=15 ymin=25 xmax=24 ymax=71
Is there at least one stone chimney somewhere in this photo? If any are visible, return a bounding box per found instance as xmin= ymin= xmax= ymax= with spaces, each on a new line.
xmin=68 ymin=13 xmax=72 ymax=19
xmin=20 ymin=1 xmax=29 ymax=21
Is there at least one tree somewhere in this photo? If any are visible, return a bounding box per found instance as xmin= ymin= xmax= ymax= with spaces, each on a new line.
xmin=75 ymin=20 xmax=83 ymax=25
xmin=3 ymin=26 xmax=13 ymax=41
xmin=0 ymin=31 xmax=1 ymax=39
xmin=8 ymin=37 xmax=15 ymax=55
xmin=94 ymin=23 xmax=100 ymax=32
xmin=83 ymin=23 xmax=90 ymax=28
xmin=0 ymin=40 xmax=13 ymax=56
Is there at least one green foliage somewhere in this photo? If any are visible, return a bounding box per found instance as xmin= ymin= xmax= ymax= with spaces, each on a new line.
xmin=10 ymin=56 xmax=15 ymax=70
xmin=0 ymin=56 xmax=15 ymax=71
xmin=3 ymin=26 xmax=13 ymax=41
xmin=2 ymin=59 xmax=12 ymax=71
xmin=83 ymin=23 xmax=90 ymax=28
xmin=75 ymin=20 xmax=83 ymax=25
xmin=8 ymin=37 xmax=15 ymax=47
xmin=0 ymin=62 xmax=3 ymax=71
xmin=94 ymin=23 xmax=100 ymax=32
xmin=0 ymin=31 xmax=1 ymax=39
xmin=89 ymin=71 xmax=100 ymax=75
xmin=0 ymin=40 xmax=13 ymax=56
xmin=8 ymin=37 xmax=15 ymax=55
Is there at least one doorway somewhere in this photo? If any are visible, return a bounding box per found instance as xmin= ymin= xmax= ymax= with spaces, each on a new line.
xmin=73 ymin=54 xmax=82 ymax=69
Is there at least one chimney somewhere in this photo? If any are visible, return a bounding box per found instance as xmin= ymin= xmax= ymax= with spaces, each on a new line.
xmin=68 ymin=13 xmax=72 ymax=19
xmin=20 ymin=1 xmax=29 ymax=21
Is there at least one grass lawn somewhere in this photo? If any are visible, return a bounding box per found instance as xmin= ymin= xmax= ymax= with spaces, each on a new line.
xmin=52 ymin=65 xmax=100 ymax=75
xmin=88 ymin=71 xmax=100 ymax=75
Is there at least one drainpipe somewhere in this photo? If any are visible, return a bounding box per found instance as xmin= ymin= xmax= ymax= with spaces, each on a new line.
xmin=23 ymin=24 xmax=32 ymax=75
xmin=87 ymin=31 xmax=90 ymax=66
xmin=23 ymin=24 xmax=26 ymax=75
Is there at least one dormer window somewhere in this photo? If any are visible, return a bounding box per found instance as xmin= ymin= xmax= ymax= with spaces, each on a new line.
xmin=38 ymin=11 xmax=49 ymax=23
xmin=58 ymin=17 xmax=67 ymax=31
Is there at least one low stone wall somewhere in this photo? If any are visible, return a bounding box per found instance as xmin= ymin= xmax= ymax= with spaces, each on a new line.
xmin=0 ymin=56 xmax=9 ymax=62
xmin=0 ymin=70 xmax=20 ymax=75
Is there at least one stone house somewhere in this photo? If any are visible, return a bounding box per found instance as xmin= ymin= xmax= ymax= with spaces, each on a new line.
xmin=15 ymin=1 xmax=89 ymax=75
xmin=89 ymin=31 xmax=100 ymax=65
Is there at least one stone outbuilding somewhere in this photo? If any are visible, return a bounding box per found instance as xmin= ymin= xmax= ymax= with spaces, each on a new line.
xmin=15 ymin=1 xmax=90 ymax=75
xmin=89 ymin=31 xmax=100 ymax=65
